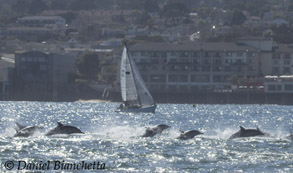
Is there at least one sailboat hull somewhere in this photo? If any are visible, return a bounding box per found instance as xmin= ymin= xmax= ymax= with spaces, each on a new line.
xmin=116 ymin=105 xmax=157 ymax=113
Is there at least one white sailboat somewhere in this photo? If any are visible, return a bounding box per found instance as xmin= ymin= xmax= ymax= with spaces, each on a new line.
xmin=116 ymin=44 xmax=157 ymax=113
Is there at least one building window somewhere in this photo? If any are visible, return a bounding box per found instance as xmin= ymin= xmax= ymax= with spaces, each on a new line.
xmin=248 ymin=66 xmax=256 ymax=71
xmin=237 ymin=52 xmax=243 ymax=57
xmin=283 ymin=67 xmax=290 ymax=74
xmin=21 ymin=57 xmax=26 ymax=62
xmin=168 ymin=75 xmax=178 ymax=82
xmin=192 ymin=59 xmax=200 ymax=64
xmin=213 ymin=75 xmax=222 ymax=82
xmin=284 ymin=60 xmax=291 ymax=65
xmin=180 ymin=75 xmax=188 ymax=82
xmin=214 ymin=52 xmax=222 ymax=57
xmin=202 ymin=66 xmax=211 ymax=72
xmin=181 ymin=58 xmax=189 ymax=63
xmin=284 ymin=54 xmax=291 ymax=59
xmin=213 ymin=66 xmax=222 ymax=72
xmin=268 ymin=85 xmax=281 ymax=91
xmin=193 ymin=52 xmax=199 ymax=57
xmin=180 ymin=52 xmax=188 ymax=57
xmin=169 ymin=65 xmax=178 ymax=71
xmin=225 ymin=52 xmax=232 ymax=57
xmin=247 ymin=59 xmax=255 ymax=64
xmin=285 ymin=85 xmax=293 ymax=91
xmin=40 ymin=57 xmax=46 ymax=63
xmin=169 ymin=58 xmax=177 ymax=63
xmin=40 ymin=65 xmax=47 ymax=71
xmin=182 ymin=65 xmax=189 ymax=71
xmin=203 ymin=59 xmax=210 ymax=65
xmin=214 ymin=59 xmax=222 ymax=65
xmin=190 ymin=75 xmax=209 ymax=82
xmin=272 ymin=67 xmax=280 ymax=74
xmin=191 ymin=66 xmax=199 ymax=71
xmin=225 ymin=59 xmax=232 ymax=64
xmin=168 ymin=85 xmax=177 ymax=91
xmin=150 ymin=75 xmax=161 ymax=82
xmin=247 ymin=52 xmax=256 ymax=57
xmin=150 ymin=58 xmax=159 ymax=64
xmin=273 ymin=60 xmax=279 ymax=65
xmin=27 ymin=57 xmax=32 ymax=62
xmin=204 ymin=52 xmax=211 ymax=58
xmin=224 ymin=66 xmax=231 ymax=72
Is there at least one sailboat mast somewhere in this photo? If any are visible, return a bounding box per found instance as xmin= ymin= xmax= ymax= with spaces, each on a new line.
xmin=125 ymin=44 xmax=142 ymax=106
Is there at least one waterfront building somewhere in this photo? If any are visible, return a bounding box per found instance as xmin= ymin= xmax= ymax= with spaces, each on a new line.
xmin=14 ymin=51 xmax=77 ymax=100
xmin=129 ymin=41 xmax=260 ymax=93
xmin=128 ymin=39 xmax=293 ymax=94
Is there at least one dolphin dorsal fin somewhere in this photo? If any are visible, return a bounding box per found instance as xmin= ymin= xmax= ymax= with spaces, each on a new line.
xmin=57 ymin=122 xmax=64 ymax=128
xmin=257 ymin=127 xmax=260 ymax=131
xmin=240 ymin=126 xmax=245 ymax=132
xmin=15 ymin=122 xmax=25 ymax=131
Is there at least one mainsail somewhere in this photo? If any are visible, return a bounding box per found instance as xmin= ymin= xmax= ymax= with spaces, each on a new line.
xmin=120 ymin=46 xmax=155 ymax=107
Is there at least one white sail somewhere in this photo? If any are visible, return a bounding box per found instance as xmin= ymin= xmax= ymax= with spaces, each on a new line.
xmin=129 ymin=53 xmax=155 ymax=106
xmin=120 ymin=46 xmax=155 ymax=106
xmin=120 ymin=47 xmax=139 ymax=105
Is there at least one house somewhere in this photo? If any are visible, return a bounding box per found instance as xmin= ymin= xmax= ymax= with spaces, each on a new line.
xmin=243 ymin=16 xmax=266 ymax=28
xmin=213 ymin=26 xmax=249 ymax=37
xmin=273 ymin=18 xmax=289 ymax=27
xmin=17 ymin=16 xmax=66 ymax=28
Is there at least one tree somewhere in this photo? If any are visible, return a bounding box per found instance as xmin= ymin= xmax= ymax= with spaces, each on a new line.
xmin=29 ymin=0 xmax=48 ymax=15
xmin=59 ymin=12 xmax=77 ymax=25
xmin=70 ymin=0 xmax=96 ymax=10
xmin=12 ymin=0 xmax=31 ymax=15
xmin=50 ymin=0 xmax=68 ymax=10
xmin=161 ymin=2 xmax=189 ymax=26
xmin=144 ymin=0 xmax=159 ymax=12
xmin=0 ymin=15 xmax=8 ymax=26
xmin=231 ymin=10 xmax=246 ymax=25
xmin=75 ymin=53 xmax=100 ymax=80
xmin=136 ymin=12 xmax=151 ymax=25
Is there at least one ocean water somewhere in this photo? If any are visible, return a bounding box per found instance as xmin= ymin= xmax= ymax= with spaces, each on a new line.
xmin=0 ymin=101 xmax=292 ymax=172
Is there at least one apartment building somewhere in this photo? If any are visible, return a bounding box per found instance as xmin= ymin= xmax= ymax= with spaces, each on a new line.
xmin=129 ymin=42 xmax=260 ymax=93
xmin=14 ymin=51 xmax=77 ymax=100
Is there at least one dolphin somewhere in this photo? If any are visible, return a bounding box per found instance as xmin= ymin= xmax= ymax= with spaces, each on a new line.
xmin=177 ymin=130 xmax=203 ymax=140
xmin=229 ymin=126 xmax=266 ymax=139
xmin=142 ymin=124 xmax=170 ymax=137
xmin=46 ymin=122 xmax=84 ymax=136
xmin=286 ymin=132 xmax=293 ymax=140
xmin=14 ymin=122 xmax=43 ymax=137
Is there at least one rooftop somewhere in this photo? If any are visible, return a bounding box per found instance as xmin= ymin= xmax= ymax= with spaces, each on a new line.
xmin=130 ymin=42 xmax=258 ymax=52
xmin=19 ymin=16 xmax=64 ymax=21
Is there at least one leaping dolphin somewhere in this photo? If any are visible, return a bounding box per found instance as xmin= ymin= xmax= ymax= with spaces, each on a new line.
xmin=177 ymin=130 xmax=203 ymax=140
xmin=46 ymin=122 xmax=84 ymax=136
xmin=142 ymin=124 xmax=170 ymax=137
xmin=14 ymin=122 xmax=43 ymax=137
xmin=229 ymin=126 xmax=266 ymax=139
xmin=286 ymin=131 xmax=293 ymax=140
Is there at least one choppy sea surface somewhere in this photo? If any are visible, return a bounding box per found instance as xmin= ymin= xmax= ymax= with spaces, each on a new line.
xmin=0 ymin=101 xmax=292 ymax=172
